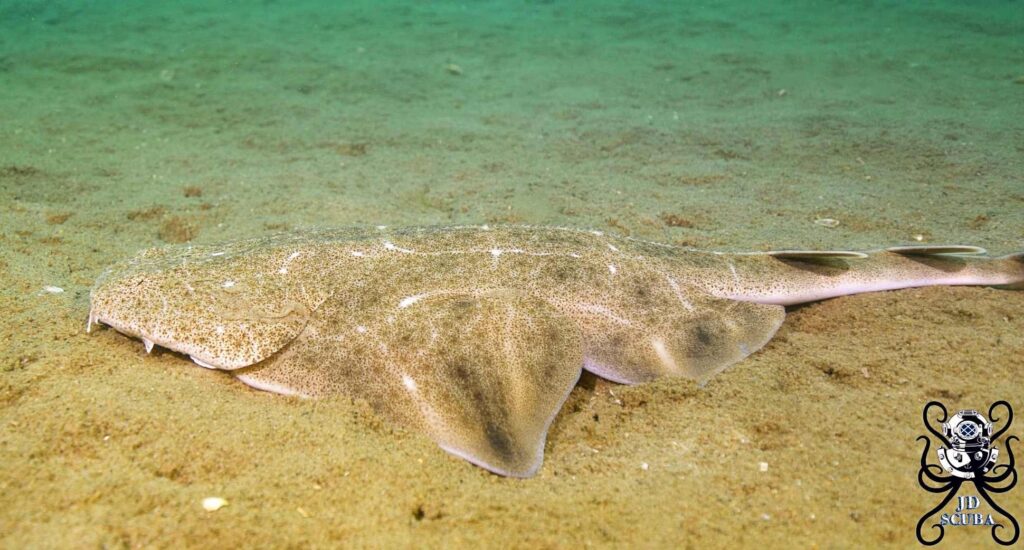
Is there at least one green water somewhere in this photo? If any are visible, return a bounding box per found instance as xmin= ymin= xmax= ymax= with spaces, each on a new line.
xmin=2 ymin=1 xmax=1021 ymax=250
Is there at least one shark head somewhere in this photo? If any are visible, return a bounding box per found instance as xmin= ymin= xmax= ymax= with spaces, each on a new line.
xmin=89 ymin=239 xmax=314 ymax=370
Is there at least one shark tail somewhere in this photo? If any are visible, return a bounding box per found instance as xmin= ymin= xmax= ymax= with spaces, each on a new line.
xmin=993 ymin=252 xmax=1024 ymax=290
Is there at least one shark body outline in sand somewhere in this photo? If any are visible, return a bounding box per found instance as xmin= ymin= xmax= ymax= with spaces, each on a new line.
xmin=88 ymin=225 xmax=1024 ymax=477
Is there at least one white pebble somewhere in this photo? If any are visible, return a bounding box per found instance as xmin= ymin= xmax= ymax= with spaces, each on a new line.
xmin=759 ymin=461 xmax=769 ymax=472
xmin=641 ymin=462 xmax=649 ymax=471
xmin=43 ymin=286 xmax=64 ymax=294
xmin=202 ymin=497 xmax=228 ymax=512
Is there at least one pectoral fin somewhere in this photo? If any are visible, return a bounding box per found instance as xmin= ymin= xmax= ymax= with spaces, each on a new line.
xmin=387 ymin=291 xmax=584 ymax=477
xmin=235 ymin=290 xmax=584 ymax=478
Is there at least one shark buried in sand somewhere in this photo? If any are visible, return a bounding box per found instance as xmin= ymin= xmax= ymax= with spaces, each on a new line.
xmin=88 ymin=225 xmax=1024 ymax=477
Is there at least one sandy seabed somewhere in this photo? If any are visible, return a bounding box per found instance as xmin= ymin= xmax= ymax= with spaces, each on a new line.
xmin=1 ymin=1 xmax=1022 ymax=547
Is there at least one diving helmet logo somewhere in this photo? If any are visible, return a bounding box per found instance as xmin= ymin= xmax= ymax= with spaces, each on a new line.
xmin=937 ymin=409 xmax=998 ymax=479
xmin=917 ymin=401 xmax=1018 ymax=545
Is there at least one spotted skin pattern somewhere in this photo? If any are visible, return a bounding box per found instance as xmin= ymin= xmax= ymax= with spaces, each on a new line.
xmin=89 ymin=225 xmax=1024 ymax=477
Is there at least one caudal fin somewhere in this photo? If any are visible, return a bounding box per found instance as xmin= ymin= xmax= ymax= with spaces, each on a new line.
xmin=993 ymin=252 xmax=1024 ymax=290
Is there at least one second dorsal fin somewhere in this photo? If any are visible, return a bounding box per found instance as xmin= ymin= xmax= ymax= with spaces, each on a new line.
xmin=768 ymin=250 xmax=868 ymax=262
xmin=886 ymin=245 xmax=987 ymax=256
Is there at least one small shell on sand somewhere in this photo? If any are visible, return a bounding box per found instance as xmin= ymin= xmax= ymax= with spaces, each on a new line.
xmin=814 ymin=218 xmax=840 ymax=228
xmin=202 ymin=497 xmax=228 ymax=512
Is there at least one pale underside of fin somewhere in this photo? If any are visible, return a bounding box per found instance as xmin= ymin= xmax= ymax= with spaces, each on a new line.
xmin=234 ymin=372 xmax=308 ymax=397
xmin=235 ymin=290 xmax=583 ymax=478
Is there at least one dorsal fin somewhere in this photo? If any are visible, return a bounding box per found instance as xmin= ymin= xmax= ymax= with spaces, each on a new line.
xmin=768 ymin=250 xmax=868 ymax=261
xmin=886 ymin=245 xmax=987 ymax=256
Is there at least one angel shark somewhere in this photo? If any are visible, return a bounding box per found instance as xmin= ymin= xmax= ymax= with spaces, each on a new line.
xmin=87 ymin=226 xmax=1024 ymax=477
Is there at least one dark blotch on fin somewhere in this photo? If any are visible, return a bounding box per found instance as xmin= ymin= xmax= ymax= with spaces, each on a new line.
xmin=484 ymin=422 xmax=516 ymax=464
xmin=886 ymin=245 xmax=987 ymax=256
